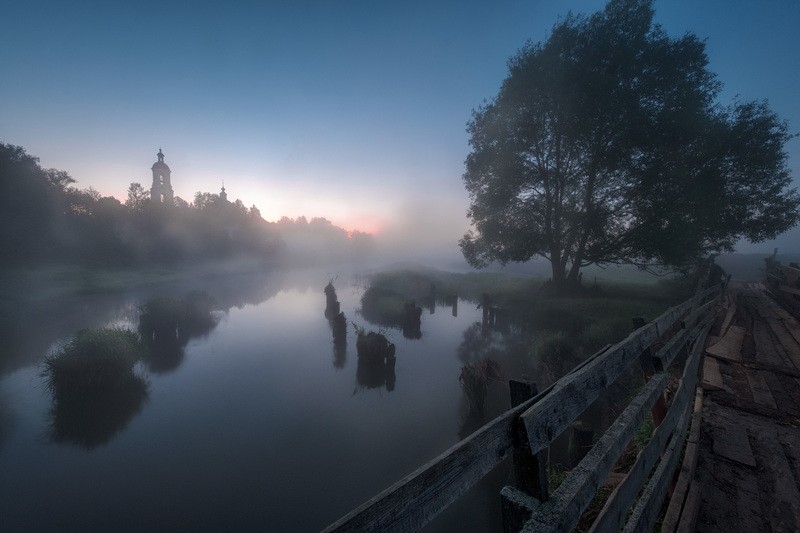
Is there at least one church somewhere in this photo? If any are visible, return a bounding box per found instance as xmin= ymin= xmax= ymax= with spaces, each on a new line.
xmin=150 ymin=148 xmax=174 ymax=203
xmin=149 ymin=149 xmax=227 ymax=204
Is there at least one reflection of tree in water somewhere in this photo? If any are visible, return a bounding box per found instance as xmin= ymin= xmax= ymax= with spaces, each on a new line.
xmin=458 ymin=323 xmax=505 ymax=363
xmin=138 ymin=291 xmax=222 ymax=374
xmin=143 ymin=336 xmax=185 ymax=373
xmin=48 ymin=373 xmax=149 ymax=450
xmin=359 ymin=286 xmax=424 ymax=340
xmin=456 ymin=321 xmax=533 ymax=439
xmin=401 ymin=302 xmax=422 ymax=340
xmin=42 ymin=328 xmax=149 ymax=450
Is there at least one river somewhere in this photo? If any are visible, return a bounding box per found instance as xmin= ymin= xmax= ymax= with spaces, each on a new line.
xmin=0 ymin=267 xmax=515 ymax=532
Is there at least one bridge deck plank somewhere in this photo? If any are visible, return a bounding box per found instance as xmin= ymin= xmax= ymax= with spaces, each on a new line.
xmin=681 ymin=282 xmax=800 ymax=532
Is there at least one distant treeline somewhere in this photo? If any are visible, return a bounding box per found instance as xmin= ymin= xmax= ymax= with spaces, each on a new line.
xmin=0 ymin=143 xmax=374 ymax=267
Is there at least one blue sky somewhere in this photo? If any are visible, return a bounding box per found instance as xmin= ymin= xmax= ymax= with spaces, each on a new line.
xmin=1 ymin=0 xmax=798 ymax=255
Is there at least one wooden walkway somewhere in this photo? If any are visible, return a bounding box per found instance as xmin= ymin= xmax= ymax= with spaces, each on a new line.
xmin=686 ymin=282 xmax=800 ymax=531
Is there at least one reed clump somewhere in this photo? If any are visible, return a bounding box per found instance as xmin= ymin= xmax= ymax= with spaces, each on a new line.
xmin=43 ymin=327 xmax=144 ymax=402
xmin=355 ymin=326 xmax=396 ymax=364
xmin=459 ymin=358 xmax=501 ymax=415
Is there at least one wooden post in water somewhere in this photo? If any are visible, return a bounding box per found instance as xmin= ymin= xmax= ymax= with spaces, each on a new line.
xmin=508 ymin=379 xmax=549 ymax=499
xmin=452 ymin=295 xmax=458 ymax=317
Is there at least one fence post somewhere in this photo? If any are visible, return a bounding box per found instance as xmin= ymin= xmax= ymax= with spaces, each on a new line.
xmin=568 ymin=420 xmax=594 ymax=468
xmin=508 ymin=379 xmax=549 ymax=501
xmin=633 ymin=317 xmax=667 ymax=426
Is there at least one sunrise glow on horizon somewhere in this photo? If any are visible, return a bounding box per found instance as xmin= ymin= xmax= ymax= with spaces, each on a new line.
xmin=2 ymin=0 xmax=798 ymax=253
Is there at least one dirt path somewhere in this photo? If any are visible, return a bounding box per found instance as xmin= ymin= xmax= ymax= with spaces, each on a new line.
xmin=694 ymin=282 xmax=800 ymax=532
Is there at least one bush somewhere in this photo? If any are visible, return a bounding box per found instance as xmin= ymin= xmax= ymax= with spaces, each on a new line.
xmin=43 ymin=328 xmax=144 ymax=402
xmin=360 ymin=286 xmax=406 ymax=327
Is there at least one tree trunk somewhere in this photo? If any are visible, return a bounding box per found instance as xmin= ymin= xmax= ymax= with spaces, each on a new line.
xmin=550 ymin=251 xmax=568 ymax=292
xmin=567 ymin=261 xmax=582 ymax=286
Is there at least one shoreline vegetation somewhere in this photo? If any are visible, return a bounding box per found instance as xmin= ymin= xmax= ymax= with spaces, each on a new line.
xmin=41 ymin=291 xmax=222 ymax=448
xmin=358 ymin=264 xmax=696 ymax=395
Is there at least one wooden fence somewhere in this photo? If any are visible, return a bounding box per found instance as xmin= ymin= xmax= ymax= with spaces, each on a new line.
xmin=764 ymin=252 xmax=800 ymax=315
xmin=323 ymin=284 xmax=722 ymax=532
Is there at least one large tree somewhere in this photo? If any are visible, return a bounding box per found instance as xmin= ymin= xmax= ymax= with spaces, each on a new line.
xmin=460 ymin=0 xmax=799 ymax=289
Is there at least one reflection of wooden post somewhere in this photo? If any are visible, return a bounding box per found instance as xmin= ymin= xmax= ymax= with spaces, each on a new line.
xmin=633 ymin=317 xmax=666 ymax=426
xmin=482 ymin=293 xmax=490 ymax=323
xmin=430 ymin=283 xmax=436 ymax=315
xmin=508 ymin=379 xmax=549 ymax=501
xmin=568 ymin=421 xmax=594 ymax=468
xmin=452 ymin=295 xmax=458 ymax=318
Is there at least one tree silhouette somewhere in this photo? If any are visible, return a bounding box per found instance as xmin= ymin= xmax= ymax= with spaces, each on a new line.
xmin=460 ymin=0 xmax=799 ymax=291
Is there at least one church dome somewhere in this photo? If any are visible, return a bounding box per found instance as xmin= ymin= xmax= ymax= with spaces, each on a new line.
xmin=152 ymin=148 xmax=170 ymax=171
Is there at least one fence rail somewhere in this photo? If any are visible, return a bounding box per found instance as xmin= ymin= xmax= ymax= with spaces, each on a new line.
xmin=764 ymin=255 xmax=800 ymax=315
xmin=324 ymin=283 xmax=722 ymax=533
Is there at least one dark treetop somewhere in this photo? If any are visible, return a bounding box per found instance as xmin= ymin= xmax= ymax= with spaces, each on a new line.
xmin=460 ymin=0 xmax=799 ymax=290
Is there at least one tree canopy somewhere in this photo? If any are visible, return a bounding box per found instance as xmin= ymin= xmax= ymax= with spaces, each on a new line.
xmin=0 ymin=143 xmax=374 ymax=268
xmin=460 ymin=0 xmax=799 ymax=289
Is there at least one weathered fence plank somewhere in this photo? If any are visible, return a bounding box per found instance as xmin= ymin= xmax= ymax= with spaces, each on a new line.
xmin=661 ymin=388 xmax=704 ymax=533
xmin=325 ymin=282 xmax=718 ymax=533
xmin=520 ymin=323 xmax=660 ymax=455
xmin=622 ymin=408 xmax=691 ymax=533
xmin=501 ymin=486 xmax=540 ymax=533
xmin=590 ymin=320 xmax=710 ymax=532
xmin=622 ymin=328 xmax=711 ymax=533
xmin=522 ymin=373 xmax=671 ymax=532
xmin=322 ymin=391 xmax=538 ymax=532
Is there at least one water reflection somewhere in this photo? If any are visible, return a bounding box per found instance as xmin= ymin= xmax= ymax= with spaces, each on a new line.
xmin=333 ymin=343 xmax=347 ymax=370
xmin=138 ymin=291 xmax=222 ymax=373
xmin=142 ymin=336 xmax=185 ymax=373
xmin=402 ymin=302 xmax=422 ymax=339
xmin=324 ymin=280 xmax=340 ymax=320
xmin=355 ymin=357 xmax=396 ymax=392
xmin=41 ymin=327 xmax=150 ymax=450
xmin=324 ymin=281 xmax=348 ymax=369
xmin=354 ymin=329 xmax=396 ymax=393
xmin=359 ymin=287 xmax=424 ymax=340
xmin=48 ymin=372 xmax=149 ymax=450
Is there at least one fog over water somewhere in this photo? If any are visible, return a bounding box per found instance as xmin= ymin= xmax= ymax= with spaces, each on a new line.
xmin=0 ymin=267 xmax=524 ymax=532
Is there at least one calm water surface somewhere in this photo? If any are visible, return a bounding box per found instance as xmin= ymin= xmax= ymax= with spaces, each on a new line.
xmin=0 ymin=268 xmax=512 ymax=531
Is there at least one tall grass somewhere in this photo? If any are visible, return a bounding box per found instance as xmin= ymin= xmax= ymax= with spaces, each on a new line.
xmin=459 ymin=358 xmax=502 ymax=415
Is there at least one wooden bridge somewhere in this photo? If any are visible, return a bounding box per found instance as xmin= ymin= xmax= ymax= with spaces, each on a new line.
xmin=324 ymin=261 xmax=800 ymax=532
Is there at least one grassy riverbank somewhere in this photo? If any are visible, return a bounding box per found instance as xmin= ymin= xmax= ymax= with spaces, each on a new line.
xmin=359 ymin=265 xmax=695 ymax=383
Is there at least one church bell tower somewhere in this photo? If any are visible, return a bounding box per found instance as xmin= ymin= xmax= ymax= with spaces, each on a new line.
xmin=150 ymin=148 xmax=174 ymax=203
